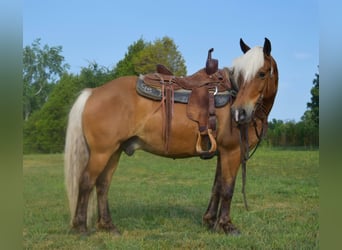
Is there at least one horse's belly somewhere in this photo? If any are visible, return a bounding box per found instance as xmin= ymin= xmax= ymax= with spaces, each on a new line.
xmin=123 ymin=117 xmax=200 ymax=158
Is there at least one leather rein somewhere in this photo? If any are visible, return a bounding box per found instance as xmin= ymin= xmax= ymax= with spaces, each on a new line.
xmin=238 ymin=101 xmax=268 ymax=211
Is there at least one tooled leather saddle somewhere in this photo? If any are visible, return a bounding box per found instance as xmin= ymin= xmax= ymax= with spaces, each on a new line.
xmin=136 ymin=48 xmax=236 ymax=158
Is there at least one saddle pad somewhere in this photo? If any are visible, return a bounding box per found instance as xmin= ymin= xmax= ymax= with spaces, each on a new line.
xmin=136 ymin=78 xmax=231 ymax=108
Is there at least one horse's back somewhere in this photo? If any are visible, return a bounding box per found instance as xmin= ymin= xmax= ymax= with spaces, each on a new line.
xmin=91 ymin=75 xmax=137 ymax=101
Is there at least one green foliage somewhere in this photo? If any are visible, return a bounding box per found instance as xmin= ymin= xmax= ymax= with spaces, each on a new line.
xmin=78 ymin=62 xmax=115 ymax=88
xmin=113 ymin=36 xmax=187 ymax=77
xmin=23 ymin=39 xmax=70 ymax=120
xmin=304 ymin=72 xmax=319 ymax=128
xmin=265 ymin=118 xmax=318 ymax=147
xmin=132 ymin=37 xmax=186 ymax=76
xmin=23 ymin=149 xmax=319 ymax=249
xmin=24 ymin=74 xmax=81 ymax=153
xmin=113 ymin=38 xmax=147 ymax=78
xmin=23 ymin=64 xmax=115 ymax=153
xmin=298 ymin=71 xmax=319 ymax=146
xmin=265 ymin=71 xmax=319 ymax=147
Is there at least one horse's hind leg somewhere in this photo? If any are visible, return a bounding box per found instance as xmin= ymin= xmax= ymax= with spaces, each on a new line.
xmin=95 ymin=151 xmax=121 ymax=235
xmin=203 ymin=154 xmax=222 ymax=229
xmin=72 ymin=152 xmax=111 ymax=234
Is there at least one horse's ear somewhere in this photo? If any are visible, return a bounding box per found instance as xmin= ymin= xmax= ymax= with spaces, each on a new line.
xmin=240 ymin=38 xmax=250 ymax=54
xmin=263 ymin=37 xmax=271 ymax=56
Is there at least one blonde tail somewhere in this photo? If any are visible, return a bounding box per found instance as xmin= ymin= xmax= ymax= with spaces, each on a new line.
xmin=64 ymin=89 xmax=96 ymax=227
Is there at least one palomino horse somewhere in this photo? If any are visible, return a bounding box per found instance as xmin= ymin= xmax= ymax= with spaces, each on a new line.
xmin=64 ymin=38 xmax=278 ymax=235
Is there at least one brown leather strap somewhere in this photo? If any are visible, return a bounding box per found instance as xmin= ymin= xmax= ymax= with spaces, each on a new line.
xmin=208 ymin=90 xmax=216 ymax=137
xmin=161 ymin=81 xmax=174 ymax=153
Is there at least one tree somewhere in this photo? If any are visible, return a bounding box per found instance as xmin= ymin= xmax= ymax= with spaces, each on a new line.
xmin=132 ymin=37 xmax=187 ymax=76
xmin=23 ymin=39 xmax=69 ymax=120
xmin=300 ymin=111 xmax=319 ymax=147
xmin=113 ymin=37 xmax=187 ymax=77
xmin=265 ymin=119 xmax=286 ymax=146
xmin=23 ymin=63 xmax=115 ymax=153
xmin=306 ymin=72 xmax=319 ymax=128
xmin=300 ymin=71 xmax=319 ymax=146
xmin=113 ymin=38 xmax=147 ymax=78
xmin=24 ymin=74 xmax=80 ymax=153
xmin=79 ymin=62 xmax=115 ymax=88
xmin=266 ymin=71 xmax=319 ymax=148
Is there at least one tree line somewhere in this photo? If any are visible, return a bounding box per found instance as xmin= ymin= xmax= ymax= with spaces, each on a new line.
xmin=23 ymin=38 xmax=318 ymax=153
xmin=264 ymin=72 xmax=319 ymax=148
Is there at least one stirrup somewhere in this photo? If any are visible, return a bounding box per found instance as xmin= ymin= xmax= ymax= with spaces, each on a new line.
xmin=195 ymin=129 xmax=217 ymax=155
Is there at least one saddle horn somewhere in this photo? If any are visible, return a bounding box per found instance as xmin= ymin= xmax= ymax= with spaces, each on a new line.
xmin=205 ymin=48 xmax=218 ymax=75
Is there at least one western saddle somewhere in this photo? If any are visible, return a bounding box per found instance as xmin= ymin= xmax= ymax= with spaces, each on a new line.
xmin=136 ymin=48 xmax=235 ymax=158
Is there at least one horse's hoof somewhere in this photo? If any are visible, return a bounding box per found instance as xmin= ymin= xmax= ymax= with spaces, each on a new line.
xmin=109 ymin=228 xmax=121 ymax=237
xmin=214 ymin=222 xmax=241 ymax=235
xmin=69 ymin=226 xmax=90 ymax=236
xmin=97 ymin=223 xmax=121 ymax=236
xmin=202 ymin=215 xmax=216 ymax=230
xmin=225 ymin=225 xmax=241 ymax=236
xmin=104 ymin=226 xmax=121 ymax=237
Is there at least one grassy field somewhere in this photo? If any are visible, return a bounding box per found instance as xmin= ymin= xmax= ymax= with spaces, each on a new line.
xmin=23 ymin=148 xmax=319 ymax=249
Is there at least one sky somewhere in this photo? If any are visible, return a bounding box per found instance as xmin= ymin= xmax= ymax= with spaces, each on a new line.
xmin=23 ymin=0 xmax=318 ymax=121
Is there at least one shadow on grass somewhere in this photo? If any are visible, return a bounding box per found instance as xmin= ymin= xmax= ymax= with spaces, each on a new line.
xmin=110 ymin=201 xmax=206 ymax=230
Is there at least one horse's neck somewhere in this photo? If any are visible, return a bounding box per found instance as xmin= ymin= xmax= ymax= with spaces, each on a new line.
xmin=264 ymin=95 xmax=277 ymax=118
xmin=253 ymin=96 xmax=275 ymax=130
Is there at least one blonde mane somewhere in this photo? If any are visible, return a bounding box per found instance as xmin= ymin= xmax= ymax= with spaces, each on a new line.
xmin=232 ymin=46 xmax=264 ymax=85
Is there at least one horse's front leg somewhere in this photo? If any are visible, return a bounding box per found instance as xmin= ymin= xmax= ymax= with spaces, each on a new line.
xmin=203 ymin=154 xmax=222 ymax=229
xmin=215 ymin=150 xmax=241 ymax=235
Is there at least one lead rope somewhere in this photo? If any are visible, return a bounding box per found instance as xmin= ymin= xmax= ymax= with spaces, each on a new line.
xmin=239 ymin=124 xmax=249 ymax=211
xmin=239 ymin=116 xmax=266 ymax=211
xmin=237 ymin=62 xmax=273 ymax=211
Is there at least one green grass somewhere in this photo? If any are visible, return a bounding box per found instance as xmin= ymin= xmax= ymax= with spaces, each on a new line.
xmin=23 ymin=148 xmax=319 ymax=249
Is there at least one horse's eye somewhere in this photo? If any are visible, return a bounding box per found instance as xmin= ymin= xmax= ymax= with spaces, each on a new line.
xmin=258 ymin=72 xmax=266 ymax=78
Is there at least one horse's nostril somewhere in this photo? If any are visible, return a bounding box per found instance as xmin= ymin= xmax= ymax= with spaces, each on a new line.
xmin=233 ymin=108 xmax=247 ymax=123
xmin=239 ymin=109 xmax=246 ymax=122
